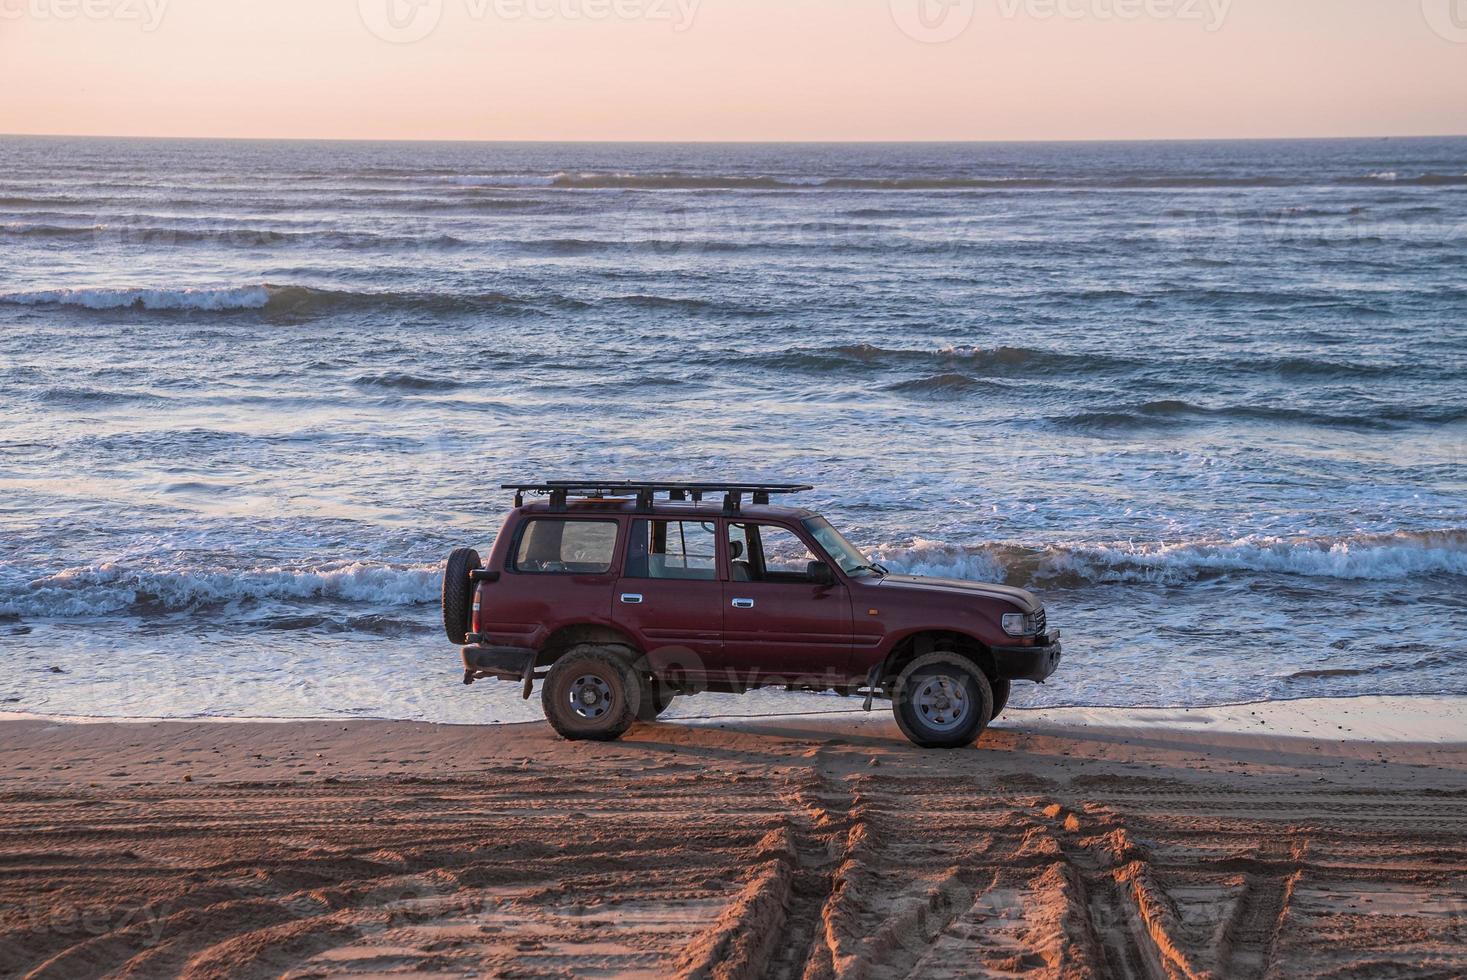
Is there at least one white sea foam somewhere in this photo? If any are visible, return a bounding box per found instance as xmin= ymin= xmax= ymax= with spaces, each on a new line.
xmin=1 ymin=561 xmax=440 ymax=618
xmin=5 ymin=530 xmax=1463 ymax=621
xmin=879 ymin=530 xmax=1467 ymax=586
xmin=0 ymin=285 xmax=271 ymax=311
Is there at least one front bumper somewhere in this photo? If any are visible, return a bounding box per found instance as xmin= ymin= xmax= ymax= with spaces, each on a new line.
xmin=990 ymin=630 xmax=1062 ymax=683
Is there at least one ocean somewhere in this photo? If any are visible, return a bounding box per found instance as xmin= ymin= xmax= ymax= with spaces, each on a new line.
xmin=1 ymin=135 xmax=1464 ymax=723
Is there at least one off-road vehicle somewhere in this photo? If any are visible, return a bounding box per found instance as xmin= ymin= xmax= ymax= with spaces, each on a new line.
xmin=442 ymin=481 xmax=1061 ymax=748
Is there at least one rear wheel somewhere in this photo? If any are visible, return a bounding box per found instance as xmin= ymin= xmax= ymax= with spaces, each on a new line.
xmin=892 ymin=652 xmax=993 ymax=749
xmin=989 ymin=678 xmax=1012 ymax=719
xmin=441 ymin=548 xmax=480 ymax=644
xmin=542 ymin=645 xmax=643 ymax=741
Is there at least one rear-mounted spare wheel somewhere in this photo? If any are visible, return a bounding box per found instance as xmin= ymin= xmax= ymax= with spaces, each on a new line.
xmin=441 ymin=547 xmax=481 ymax=644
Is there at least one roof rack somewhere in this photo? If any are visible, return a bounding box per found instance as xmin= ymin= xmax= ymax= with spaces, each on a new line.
xmin=501 ymin=480 xmax=814 ymax=515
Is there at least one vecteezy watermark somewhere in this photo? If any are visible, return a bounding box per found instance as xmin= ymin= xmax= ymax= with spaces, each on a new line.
xmin=14 ymin=900 xmax=172 ymax=947
xmin=358 ymin=0 xmax=442 ymax=43
xmin=999 ymin=0 xmax=1232 ymax=30
xmin=891 ymin=0 xmax=1232 ymax=42
xmin=0 ymin=0 xmax=168 ymax=30
xmin=1421 ymin=0 xmax=1467 ymax=42
xmin=358 ymin=0 xmax=700 ymax=43
xmin=889 ymin=0 xmax=975 ymax=43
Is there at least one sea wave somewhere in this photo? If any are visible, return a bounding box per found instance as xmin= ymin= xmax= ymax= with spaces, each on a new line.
xmin=1281 ymin=647 xmax=1464 ymax=682
xmin=0 ymin=285 xmax=273 ymax=311
xmin=0 ymin=560 xmax=440 ymax=618
xmin=8 ymin=530 xmax=1459 ymax=621
xmin=0 ymin=221 xmax=466 ymax=249
xmin=0 ymin=283 xmax=533 ymax=316
xmin=746 ymin=343 xmax=1138 ymax=375
xmin=380 ymin=171 xmax=1467 ymax=192
xmin=880 ymin=530 xmax=1467 ymax=587
xmin=885 ymin=372 xmax=1012 ymax=395
xmin=351 ymin=371 xmax=464 ymax=393
xmin=1051 ymin=398 xmax=1466 ymax=431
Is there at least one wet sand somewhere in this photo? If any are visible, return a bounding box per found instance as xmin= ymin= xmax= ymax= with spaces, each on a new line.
xmin=2 ymin=698 xmax=1464 ymax=978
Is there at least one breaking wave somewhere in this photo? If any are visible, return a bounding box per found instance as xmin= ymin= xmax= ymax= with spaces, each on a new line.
xmin=880 ymin=530 xmax=1467 ymax=588
xmin=0 ymin=561 xmax=440 ymax=619
xmin=4 ymin=531 xmax=1465 ymax=623
xmin=1 ymin=285 xmax=274 ymax=311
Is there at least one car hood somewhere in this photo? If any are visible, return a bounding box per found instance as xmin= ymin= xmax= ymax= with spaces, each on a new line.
xmin=871 ymin=574 xmax=1042 ymax=613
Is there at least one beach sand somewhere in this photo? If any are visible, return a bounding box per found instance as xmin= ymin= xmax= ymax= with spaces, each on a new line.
xmin=2 ymin=696 xmax=1464 ymax=978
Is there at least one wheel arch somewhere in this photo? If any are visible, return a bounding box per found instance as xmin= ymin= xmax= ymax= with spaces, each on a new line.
xmin=537 ymin=623 xmax=640 ymax=666
xmin=874 ymin=629 xmax=997 ymax=686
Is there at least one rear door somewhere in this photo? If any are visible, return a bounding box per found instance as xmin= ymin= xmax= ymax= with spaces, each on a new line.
xmin=477 ymin=516 xmax=621 ymax=649
xmin=613 ymin=517 xmax=725 ymax=680
xmin=721 ymin=521 xmax=853 ymax=684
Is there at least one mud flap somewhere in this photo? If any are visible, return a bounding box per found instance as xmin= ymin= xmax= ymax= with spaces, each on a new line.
xmin=521 ymin=656 xmax=536 ymax=700
xmin=862 ymin=663 xmax=882 ymax=712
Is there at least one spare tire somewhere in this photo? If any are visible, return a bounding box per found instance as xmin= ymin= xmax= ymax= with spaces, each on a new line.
xmin=441 ymin=547 xmax=481 ymax=644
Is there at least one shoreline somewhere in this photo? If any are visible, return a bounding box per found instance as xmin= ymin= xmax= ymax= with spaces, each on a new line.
xmin=4 ymin=692 xmax=1463 ymax=743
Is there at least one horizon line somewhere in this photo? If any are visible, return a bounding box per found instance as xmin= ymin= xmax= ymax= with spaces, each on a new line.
xmin=3 ymin=132 xmax=1466 ymax=146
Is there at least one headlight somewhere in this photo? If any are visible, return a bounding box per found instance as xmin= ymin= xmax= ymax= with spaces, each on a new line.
xmin=1001 ymin=610 xmax=1041 ymax=636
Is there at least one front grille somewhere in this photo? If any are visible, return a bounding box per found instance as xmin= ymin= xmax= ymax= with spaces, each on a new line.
xmin=1032 ymin=608 xmax=1047 ymax=634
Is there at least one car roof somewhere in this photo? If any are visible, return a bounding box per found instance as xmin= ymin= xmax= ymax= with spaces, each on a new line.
xmin=514 ymin=499 xmax=819 ymax=521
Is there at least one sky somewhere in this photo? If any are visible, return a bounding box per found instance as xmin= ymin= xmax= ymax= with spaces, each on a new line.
xmin=2 ymin=0 xmax=1465 ymax=141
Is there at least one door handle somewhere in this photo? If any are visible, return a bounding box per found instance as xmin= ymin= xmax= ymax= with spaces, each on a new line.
xmin=731 ymin=598 xmax=755 ymax=609
xmin=620 ymin=593 xmax=644 ymax=604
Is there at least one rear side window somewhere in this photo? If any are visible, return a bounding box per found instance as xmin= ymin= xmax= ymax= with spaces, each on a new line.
xmin=513 ymin=519 xmax=619 ymax=574
xmin=625 ymin=519 xmax=718 ymax=580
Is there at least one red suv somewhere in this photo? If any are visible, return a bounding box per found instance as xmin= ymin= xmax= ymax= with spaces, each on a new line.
xmin=442 ymin=481 xmax=1061 ymax=748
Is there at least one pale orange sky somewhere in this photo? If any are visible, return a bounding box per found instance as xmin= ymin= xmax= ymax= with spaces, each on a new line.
xmin=2 ymin=0 xmax=1465 ymax=141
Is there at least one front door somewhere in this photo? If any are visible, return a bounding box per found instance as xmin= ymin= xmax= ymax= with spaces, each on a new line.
xmin=720 ymin=521 xmax=852 ymax=687
xmin=613 ymin=517 xmax=725 ymax=681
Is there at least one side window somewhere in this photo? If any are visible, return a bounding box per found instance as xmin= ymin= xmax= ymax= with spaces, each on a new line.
xmin=625 ymin=520 xmax=718 ymax=580
xmin=727 ymin=523 xmax=754 ymax=582
xmin=757 ymin=525 xmax=819 ymax=578
xmin=513 ymin=519 xmax=619 ymax=574
xmin=728 ymin=523 xmax=819 ymax=582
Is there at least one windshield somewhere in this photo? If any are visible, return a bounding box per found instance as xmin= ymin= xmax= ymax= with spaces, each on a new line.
xmin=802 ymin=517 xmax=881 ymax=577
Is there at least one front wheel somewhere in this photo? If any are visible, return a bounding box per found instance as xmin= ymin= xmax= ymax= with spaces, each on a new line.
xmin=989 ymin=678 xmax=1012 ymax=719
xmin=637 ymin=679 xmax=677 ymax=721
xmin=542 ymin=645 xmax=643 ymax=741
xmin=892 ymin=653 xmax=994 ymax=749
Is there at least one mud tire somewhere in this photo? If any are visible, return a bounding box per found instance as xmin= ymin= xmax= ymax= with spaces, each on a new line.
xmin=892 ymin=652 xmax=994 ymax=749
xmin=542 ymin=645 xmax=643 ymax=741
xmin=637 ymin=680 xmax=677 ymax=721
xmin=989 ymin=677 xmax=1012 ymax=719
xmin=441 ymin=547 xmax=480 ymax=645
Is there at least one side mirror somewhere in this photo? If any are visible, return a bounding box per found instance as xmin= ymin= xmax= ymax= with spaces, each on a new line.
xmin=808 ymin=560 xmax=836 ymax=586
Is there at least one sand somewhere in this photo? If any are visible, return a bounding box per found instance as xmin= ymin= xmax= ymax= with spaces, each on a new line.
xmin=1 ymin=696 xmax=1464 ymax=978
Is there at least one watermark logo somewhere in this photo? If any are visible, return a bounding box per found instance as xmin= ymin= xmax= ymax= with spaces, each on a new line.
xmin=1422 ymin=0 xmax=1467 ymax=42
xmin=359 ymin=0 xmax=443 ymax=43
xmin=0 ymin=0 xmax=169 ymax=31
xmin=1003 ymin=0 xmax=1232 ymax=31
xmin=359 ymin=0 xmax=700 ymax=43
xmin=890 ymin=0 xmax=975 ymax=43
xmin=892 ymin=0 xmax=1234 ymax=40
